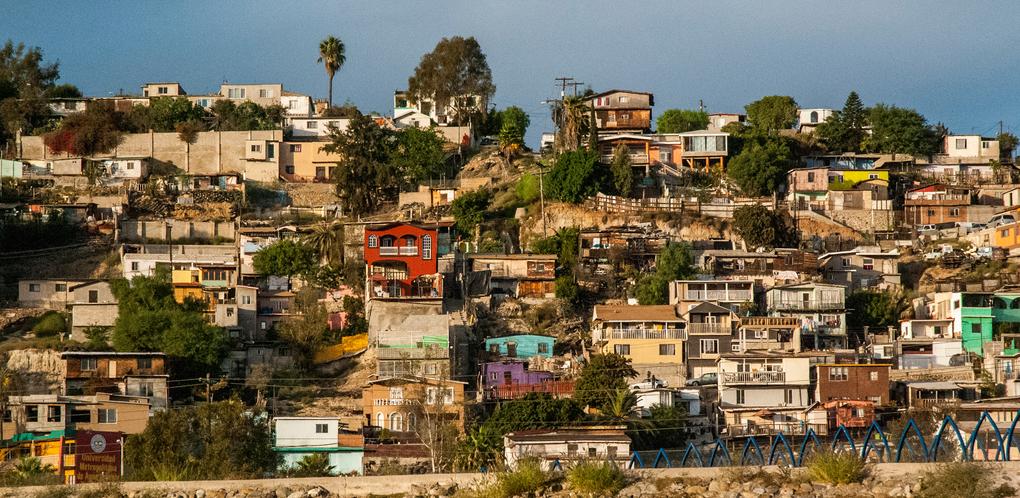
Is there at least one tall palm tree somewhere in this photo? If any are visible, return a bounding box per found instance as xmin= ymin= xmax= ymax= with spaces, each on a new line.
xmin=302 ymin=221 xmax=345 ymax=266
xmin=317 ymin=36 xmax=347 ymax=109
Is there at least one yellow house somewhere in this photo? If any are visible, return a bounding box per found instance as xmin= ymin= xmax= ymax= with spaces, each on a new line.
xmin=280 ymin=141 xmax=342 ymax=182
xmin=827 ymin=169 xmax=889 ymax=188
xmin=172 ymin=269 xmax=203 ymax=303
xmin=992 ymin=220 xmax=1020 ymax=251
xmin=591 ymin=304 xmax=687 ymax=385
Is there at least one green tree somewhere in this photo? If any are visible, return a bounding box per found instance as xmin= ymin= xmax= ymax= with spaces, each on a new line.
xmin=277 ymin=289 xmax=330 ymax=371
xmin=287 ymin=453 xmax=334 ymax=477
xmin=726 ymin=137 xmax=794 ymax=197
xmin=393 ymin=126 xmax=448 ymax=186
xmin=864 ymin=104 xmax=939 ymax=157
xmin=575 ymin=354 xmax=638 ymax=411
xmin=745 ymin=95 xmax=799 ymax=133
xmin=633 ymin=242 xmax=696 ymax=304
xmin=997 ymin=131 xmax=1018 ymax=160
xmin=546 ymin=149 xmax=604 ymax=203
xmin=483 ymin=393 xmax=586 ymax=434
xmin=630 ymin=404 xmax=689 ymax=451
xmin=110 ymin=273 xmax=227 ymax=373
xmin=732 ymin=204 xmax=792 ymax=249
xmin=515 ymin=173 xmax=541 ymax=203
xmin=552 ymin=95 xmax=590 ymax=152
xmin=450 ymin=188 xmax=491 ymax=237
xmin=209 ymin=100 xmax=284 ymax=131
xmin=816 ymin=91 xmax=868 ymax=153
xmin=323 ymin=113 xmax=398 ymax=217
xmin=43 ymin=102 xmax=127 ymax=156
xmin=317 ymin=36 xmax=347 ymax=109
xmin=846 ymin=290 xmax=903 ymax=344
xmin=125 ymin=399 xmax=278 ymax=480
xmin=134 ymin=97 xmax=208 ymax=132
xmin=44 ymin=83 xmax=81 ymax=99
xmin=500 ymin=106 xmax=530 ymax=138
xmin=609 ymin=143 xmax=634 ymax=196
xmin=0 ymin=40 xmax=62 ymax=143
xmin=302 ymin=221 xmax=345 ymax=266
xmin=498 ymin=119 xmax=525 ymax=165
xmin=656 ymin=109 xmax=709 ymax=133
xmin=407 ymin=36 xmax=495 ymax=126
xmin=252 ymin=239 xmax=318 ymax=281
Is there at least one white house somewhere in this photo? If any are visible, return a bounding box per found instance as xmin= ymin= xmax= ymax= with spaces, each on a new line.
xmin=797 ymin=108 xmax=834 ymax=132
xmin=121 ymin=244 xmax=237 ymax=279
xmin=503 ymin=428 xmax=631 ymax=471
xmin=280 ymin=93 xmax=314 ymax=117
xmin=287 ymin=117 xmax=351 ymax=139
xmin=103 ymin=157 xmax=148 ymax=181
xmin=942 ymin=135 xmax=999 ymax=162
xmin=766 ymin=282 xmax=848 ymax=349
xmin=273 ymin=417 xmax=364 ymax=475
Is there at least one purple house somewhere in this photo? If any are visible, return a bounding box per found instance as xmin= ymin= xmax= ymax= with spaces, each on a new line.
xmin=481 ymin=360 xmax=573 ymax=400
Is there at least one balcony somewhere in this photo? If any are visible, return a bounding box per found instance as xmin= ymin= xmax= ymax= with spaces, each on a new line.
xmin=685 ymin=290 xmax=753 ymax=302
xmin=399 ymin=246 xmax=419 ymax=256
xmin=686 ymin=323 xmax=732 ymax=335
xmin=488 ymin=380 xmax=575 ymax=400
xmin=721 ymin=371 xmax=787 ymax=384
xmin=601 ymin=153 xmax=649 ymax=164
xmin=769 ymin=299 xmax=844 ymax=311
xmin=379 ymin=247 xmax=399 ymax=256
xmin=593 ymin=327 xmax=686 ymax=341
xmin=724 ymin=423 xmax=828 ymax=438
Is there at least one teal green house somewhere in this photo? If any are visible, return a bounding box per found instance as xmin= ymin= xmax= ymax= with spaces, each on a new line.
xmin=484 ymin=334 xmax=555 ymax=358
xmin=953 ymin=292 xmax=1020 ymax=356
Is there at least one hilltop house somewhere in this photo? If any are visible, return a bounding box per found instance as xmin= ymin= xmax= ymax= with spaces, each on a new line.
xmin=364 ymin=223 xmax=445 ymax=301
xmin=467 ymin=253 xmax=557 ymax=299
xmin=503 ymin=427 xmax=631 ymax=471
xmin=766 ymin=283 xmax=847 ymax=349
xmin=819 ymin=246 xmax=901 ymax=291
xmin=362 ymin=377 xmax=467 ymax=433
xmin=484 ymin=334 xmax=555 ymax=360
xmin=61 ymin=352 xmax=169 ymax=411
xmin=273 ymin=417 xmax=364 ymax=475
xmin=683 ymin=302 xmax=739 ymax=378
xmin=481 ymin=360 xmax=572 ymax=401
xmin=586 ymin=90 xmax=654 ymax=135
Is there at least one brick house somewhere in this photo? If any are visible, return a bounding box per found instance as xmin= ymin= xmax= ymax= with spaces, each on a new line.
xmin=361 ymin=377 xmax=466 ymax=433
xmin=815 ymin=363 xmax=890 ymax=405
xmin=61 ymin=352 xmax=169 ymax=411
xmin=904 ymin=184 xmax=971 ymax=226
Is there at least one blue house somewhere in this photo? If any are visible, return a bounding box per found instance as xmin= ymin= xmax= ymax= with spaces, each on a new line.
xmin=484 ymin=334 xmax=555 ymax=359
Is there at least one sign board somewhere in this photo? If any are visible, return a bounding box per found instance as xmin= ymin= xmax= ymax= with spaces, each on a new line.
xmin=74 ymin=430 xmax=122 ymax=482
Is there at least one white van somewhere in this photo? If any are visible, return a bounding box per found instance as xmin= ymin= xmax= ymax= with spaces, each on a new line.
xmin=988 ymin=213 xmax=1016 ymax=228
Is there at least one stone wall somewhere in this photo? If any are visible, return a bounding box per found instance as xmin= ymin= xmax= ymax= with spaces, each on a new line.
xmin=5 ymin=348 xmax=62 ymax=394
xmin=119 ymin=220 xmax=237 ymax=242
xmin=828 ymin=208 xmax=894 ymax=232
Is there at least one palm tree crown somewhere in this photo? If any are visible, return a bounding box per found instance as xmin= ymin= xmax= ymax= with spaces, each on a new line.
xmin=317 ymin=36 xmax=347 ymax=109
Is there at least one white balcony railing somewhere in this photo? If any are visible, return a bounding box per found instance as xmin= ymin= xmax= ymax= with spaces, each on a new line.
xmin=379 ymin=247 xmax=399 ymax=256
xmin=399 ymin=246 xmax=419 ymax=256
xmin=686 ymin=290 xmax=753 ymax=302
xmin=721 ymin=371 xmax=787 ymax=384
xmin=594 ymin=327 xmax=686 ymax=341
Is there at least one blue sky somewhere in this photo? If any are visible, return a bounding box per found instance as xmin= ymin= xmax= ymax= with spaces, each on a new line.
xmin=5 ymin=0 xmax=1018 ymax=146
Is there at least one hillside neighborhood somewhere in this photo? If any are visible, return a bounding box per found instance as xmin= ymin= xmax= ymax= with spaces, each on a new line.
xmin=3 ymin=30 xmax=1020 ymax=496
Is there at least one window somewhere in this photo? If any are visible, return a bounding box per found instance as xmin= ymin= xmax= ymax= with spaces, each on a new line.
xmin=614 ymin=344 xmax=631 ymax=355
xmin=315 ymin=167 xmax=326 ymax=179
xmin=307 ymin=121 xmax=317 ymax=129
xmin=88 ymin=290 xmax=99 ymax=303
xmin=1003 ymin=229 xmax=1011 ymax=238
xmin=137 ymin=357 xmax=152 ymax=369
xmin=735 ymin=389 xmax=745 ymax=404
xmin=933 ymin=325 xmax=943 ymax=336
xmin=607 ymin=446 xmax=618 ymax=458
xmin=829 ymin=367 xmax=848 ymax=381
xmin=567 ymin=443 xmax=578 ymax=456
xmin=26 ymin=405 xmax=38 ymax=422
xmin=784 ymin=389 xmax=794 ymax=405
xmin=376 ymin=413 xmax=384 ymax=428
xmin=956 ymin=138 xmax=967 ymax=150
xmin=284 ymin=165 xmax=295 ymax=175
xmin=948 ymin=208 xmax=960 ymax=217
xmin=55 ymin=283 xmax=66 ymax=292
xmin=700 ymin=339 xmax=719 ymax=355
xmin=228 ymin=88 xmax=245 ymax=99
xmin=972 ymin=323 xmax=982 ymax=334
xmin=809 ymin=111 xmax=819 ymax=123
xmin=425 ymin=387 xmax=455 ymax=405
xmin=131 ymin=262 xmax=139 ymax=271
xmin=47 ymin=405 xmax=61 ymax=422
xmin=226 ymin=307 xmax=234 ymax=317
xmin=126 ymin=162 xmax=135 ymax=170
xmin=28 ymin=283 xmax=40 ymax=292
xmin=267 ymin=143 xmax=275 ymax=159
xmin=259 ymin=89 xmax=271 ymax=98
xmin=388 ymin=387 xmax=403 ymax=401
xmin=862 ymin=258 xmax=874 ymax=271
xmin=315 ymin=423 xmax=329 ymax=434
xmin=535 ymin=263 xmax=546 ymax=272
xmin=425 ymin=363 xmax=438 ymax=375
xmin=731 ymin=343 xmax=742 ymax=352
xmin=618 ymin=96 xmax=629 ymax=103
xmin=869 ymin=173 xmax=879 ymax=180
xmin=80 ymin=358 xmax=97 ymax=371
xmin=807 ymin=172 xmax=815 ymax=182
xmin=422 ymin=235 xmax=432 ymax=260
xmin=588 ymin=447 xmax=597 ymax=457
xmin=98 ymin=408 xmax=117 ymax=424
xmin=659 ymin=344 xmax=676 ymax=356
xmin=368 ymin=235 xmax=378 ymax=248
xmin=139 ymin=382 xmax=154 ymax=397
xmin=537 ymin=343 xmax=549 ymax=354
xmin=290 ymin=144 xmax=302 ymax=152
xmin=869 ymin=371 xmax=879 ymax=381
xmin=489 ymin=343 xmax=499 ymax=354
xmin=841 ymin=257 xmax=851 ymax=268
xmin=158 ymin=86 xmax=168 ymax=95
xmin=242 ymin=295 xmax=252 ymax=305
xmin=250 ymin=144 xmax=262 ymax=153
xmin=927 ymin=209 xmax=936 ymax=217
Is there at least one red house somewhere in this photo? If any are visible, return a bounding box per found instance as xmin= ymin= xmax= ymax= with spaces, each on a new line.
xmin=364 ymin=222 xmax=443 ymax=300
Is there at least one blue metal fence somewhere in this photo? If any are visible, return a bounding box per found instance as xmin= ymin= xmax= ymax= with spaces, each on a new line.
xmin=627 ymin=411 xmax=1020 ymax=469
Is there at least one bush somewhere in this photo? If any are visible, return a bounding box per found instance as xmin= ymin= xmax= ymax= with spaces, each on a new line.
xmin=491 ymin=459 xmax=548 ymax=498
xmin=515 ymin=173 xmax=541 ymax=204
xmin=916 ymin=462 xmax=1016 ymax=498
xmin=32 ymin=312 xmax=66 ymax=337
xmin=554 ymin=276 xmax=579 ymax=304
xmin=566 ymin=460 xmax=626 ymax=497
xmin=805 ymin=451 xmax=867 ymax=484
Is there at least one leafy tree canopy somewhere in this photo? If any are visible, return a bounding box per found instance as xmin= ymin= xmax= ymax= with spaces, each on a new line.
xmin=656 ymin=109 xmax=709 ymax=133
xmin=407 ymin=36 xmax=495 ymax=125
xmin=482 ymin=393 xmax=585 ymax=434
xmin=252 ymin=239 xmax=318 ymax=278
xmin=0 ymin=40 xmax=63 ymax=141
xmin=450 ymin=188 xmax=492 ymax=237
xmin=863 ymin=104 xmax=939 ymax=157
xmin=575 ymin=354 xmax=638 ymax=411
xmin=393 ymin=126 xmax=449 ymax=186
xmin=546 ymin=149 xmax=605 ymax=203
xmin=209 ymin=100 xmax=283 ymax=131
xmin=132 ymin=97 xmax=208 ymax=133
xmin=732 ymin=204 xmax=794 ymax=250
xmin=998 ymin=132 xmax=1018 ymax=159
xmin=634 ymin=242 xmax=696 ymax=304
xmin=125 ymin=399 xmax=278 ymax=480
xmin=726 ymin=136 xmax=794 ymax=197
xmin=43 ymin=102 xmax=128 ymax=156
xmin=323 ymin=113 xmax=399 ymax=217
xmin=745 ymin=95 xmax=798 ymax=133
xmin=609 ymin=144 xmax=634 ymax=196
xmin=816 ymin=91 xmax=868 ymax=153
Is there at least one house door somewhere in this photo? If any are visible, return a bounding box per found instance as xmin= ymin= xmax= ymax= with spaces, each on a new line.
xmin=802 ymin=292 xmax=810 ymax=307
xmin=108 ymin=360 xmax=116 ymax=378
xmin=503 ymin=371 xmax=513 ymax=385
xmin=507 ymin=342 xmax=518 ymax=357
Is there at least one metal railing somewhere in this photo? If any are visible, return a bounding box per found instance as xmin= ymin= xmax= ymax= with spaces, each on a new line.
xmin=379 ymin=247 xmax=399 ymax=256
xmin=686 ymin=323 xmax=732 ymax=335
xmin=593 ymin=327 xmax=686 ymax=340
xmin=686 ymin=290 xmax=753 ymax=302
xmin=399 ymin=246 xmax=419 ymax=256
xmin=720 ymin=371 xmax=787 ymax=384
xmin=768 ymin=299 xmax=844 ymax=311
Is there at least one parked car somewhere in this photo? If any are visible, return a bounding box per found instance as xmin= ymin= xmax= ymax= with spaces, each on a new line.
xmin=685 ymin=372 xmax=718 ymax=386
xmin=988 ymin=213 xmax=1016 ymax=228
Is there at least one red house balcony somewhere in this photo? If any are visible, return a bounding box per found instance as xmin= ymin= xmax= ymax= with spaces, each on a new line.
xmin=488 ymin=380 xmax=575 ymax=400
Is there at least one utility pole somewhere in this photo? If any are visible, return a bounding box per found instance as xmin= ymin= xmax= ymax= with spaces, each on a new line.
xmin=554 ymin=77 xmax=574 ymax=99
xmin=567 ymin=81 xmax=585 ymax=97
xmin=699 ymin=99 xmax=704 ymax=113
